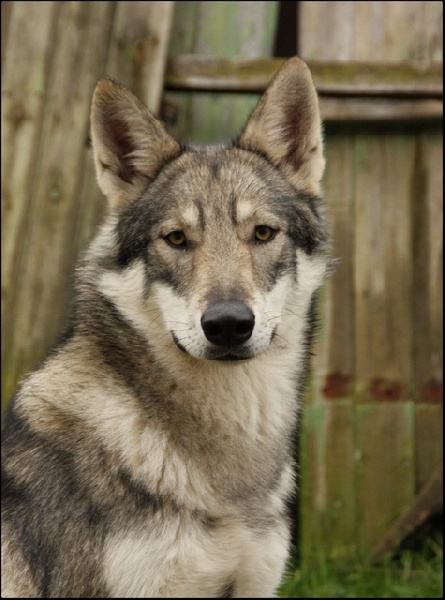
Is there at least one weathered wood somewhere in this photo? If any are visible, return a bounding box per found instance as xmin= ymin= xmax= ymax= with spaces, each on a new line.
xmin=310 ymin=135 xmax=356 ymax=402
xmin=2 ymin=1 xmax=116 ymax=409
xmin=351 ymin=131 xmax=417 ymax=559
xmin=355 ymin=134 xmax=415 ymax=402
xmin=2 ymin=2 xmax=175 ymax=411
xmin=72 ymin=1 xmax=176 ymax=258
xmin=299 ymin=1 xmax=356 ymax=61
xmin=297 ymin=0 xmax=444 ymax=562
xmin=1 ymin=1 xmax=59 ymax=408
xmin=412 ymin=132 xmax=443 ymax=399
xmin=301 ymin=131 xmax=357 ymax=561
xmin=301 ymin=1 xmax=443 ymax=63
xmin=165 ymin=56 xmax=443 ymax=96
xmin=165 ymin=1 xmax=279 ymax=143
xmin=164 ymin=56 xmax=443 ymax=121
xmin=301 ymin=401 xmax=357 ymax=560
xmin=356 ymin=403 xmax=415 ymax=557
xmin=415 ymin=405 xmax=443 ymax=490
xmin=354 ymin=1 xmax=443 ymax=63
xmin=105 ymin=1 xmax=175 ymax=114
xmin=412 ymin=130 xmax=443 ymax=490
xmin=371 ymin=468 xmax=443 ymax=562
xmin=1 ymin=1 xmax=13 ymax=70
xmin=320 ymin=97 xmax=442 ymax=122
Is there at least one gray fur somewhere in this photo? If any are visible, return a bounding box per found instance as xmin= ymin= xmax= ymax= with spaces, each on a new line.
xmin=2 ymin=57 xmax=328 ymax=598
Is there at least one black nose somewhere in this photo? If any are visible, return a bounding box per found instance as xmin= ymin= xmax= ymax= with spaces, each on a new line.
xmin=201 ymin=300 xmax=255 ymax=347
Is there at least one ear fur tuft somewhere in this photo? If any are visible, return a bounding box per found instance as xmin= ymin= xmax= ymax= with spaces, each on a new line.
xmin=237 ymin=57 xmax=324 ymax=195
xmin=90 ymin=78 xmax=181 ymax=209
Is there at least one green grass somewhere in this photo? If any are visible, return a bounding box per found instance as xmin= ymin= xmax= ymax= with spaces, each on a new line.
xmin=278 ymin=535 xmax=443 ymax=598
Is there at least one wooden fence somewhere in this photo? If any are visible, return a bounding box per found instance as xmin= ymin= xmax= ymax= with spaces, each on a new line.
xmin=2 ymin=0 xmax=442 ymax=563
xmin=2 ymin=0 xmax=174 ymax=405
xmin=297 ymin=0 xmax=443 ymax=561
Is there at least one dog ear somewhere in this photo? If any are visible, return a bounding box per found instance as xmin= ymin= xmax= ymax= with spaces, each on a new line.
xmin=90 ymin=78 xmax=181 ymax=209
xmin=237 ymin=57 xmax=324 ymax=195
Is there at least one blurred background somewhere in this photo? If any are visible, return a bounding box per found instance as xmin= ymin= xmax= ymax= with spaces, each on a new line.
xmin=1 ymin=1 xmax=443 ymax=594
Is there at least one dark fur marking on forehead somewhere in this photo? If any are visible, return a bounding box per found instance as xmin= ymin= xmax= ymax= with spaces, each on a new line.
xmin=194 ymin=197 xmax=206 ymax=230
xmin=115 ymin=152 xmax=205 ymax=267
xmin=115 ymin=143 xmax=326 ymax=270
xmin=224 ymin=145 xmax=326 ymax=252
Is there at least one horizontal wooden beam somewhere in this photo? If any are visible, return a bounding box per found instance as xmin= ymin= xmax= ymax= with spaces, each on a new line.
xmin=165 ymin=56 xmax=443 ymax=97
xmin=320 ymin=96 xmax=442 ymax=122
xmin=164 ymin=56 xmax=443 ymax=122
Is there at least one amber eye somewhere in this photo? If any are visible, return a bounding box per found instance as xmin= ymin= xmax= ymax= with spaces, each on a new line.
xmin=254 ymin=225 xmax=277 ymax=243
xmin=165 ymin=231 xmax=187 ymax=248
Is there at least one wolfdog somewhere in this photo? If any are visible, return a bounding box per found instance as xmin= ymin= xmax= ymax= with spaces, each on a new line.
xmin=1 ymin=57 xmax=327 ymax=597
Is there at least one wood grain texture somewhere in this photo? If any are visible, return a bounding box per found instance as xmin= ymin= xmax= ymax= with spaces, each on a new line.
xmin=356 ymin=403 xmax=415 ymax=556
xmin=298 ymin=0 xmax=442 ymax=561
xmin=164 ymin=1 xmax=279 ymax=143
xmin=1 ymin=2 xmax=174 ymax=410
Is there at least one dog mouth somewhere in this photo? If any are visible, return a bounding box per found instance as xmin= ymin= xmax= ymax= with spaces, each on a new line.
xmin=171 ymin=333 xmax=253 ymax=361
xmin=171 ymin=329 xmax=276 ymax=361
xmin=211 ymin=352 xmax=253 ymax=362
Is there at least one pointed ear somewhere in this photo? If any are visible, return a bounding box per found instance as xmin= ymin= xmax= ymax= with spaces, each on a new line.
xmin=90 ymin=78 xmax=181 ymax=209
xmin=237 ymin=57 xmax=324 ymax=195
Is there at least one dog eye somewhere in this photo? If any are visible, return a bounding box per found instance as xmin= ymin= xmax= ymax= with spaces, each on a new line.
xmin=165 ymin=231 xmax=187 ymax=248
xmin=254 ymin=225 xmax=276 ymax=243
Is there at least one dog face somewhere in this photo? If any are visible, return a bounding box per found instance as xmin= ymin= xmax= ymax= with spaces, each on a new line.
xmin=90 ymin=58 xmax=327 ymax=362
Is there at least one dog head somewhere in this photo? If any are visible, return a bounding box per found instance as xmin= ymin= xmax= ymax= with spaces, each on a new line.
xmin=90 ymin=58 xmax=327 ymax=361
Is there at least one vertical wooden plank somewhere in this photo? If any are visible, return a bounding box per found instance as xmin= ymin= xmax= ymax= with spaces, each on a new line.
xmin=69 ymin=1 xmax=118 ymax=262
xmin=73 ymin=0 xmax=176 ymax=259
xmin=417 ymin=1 xmax=443 ymax=62
xmin=105 ymin=1 xmax=175 ymax=114
xmin=301 ymin=400 xmax=357 ymax=560
xmin=415 ymin=404 xmax=443 ymax=490
xmin=355 ymin=1 xmax=408 ymax=61
xmin=356 ymin=403 xmax=415 ymax=555
xmin=355 ymin=1 xmax=443 ymax=62
xmin=305 ymin=135 xmax=357 ymax=405
xmin=300 ymin=402 xmax=328 ymax=560
xmin=317 ymin=136 xmax=356 ymax=394
xmin=2 ymin=1 xmax=176 ymax=411
xmin=300 ymin=0 xmax=443 ymax=63
xmin=355 ymin=135 xmax=415 ymax=401
xmin=352 ymin=0 xmax=432 ymax=557
xmin=165 ymin=1 xmax=279 ymax=143
xmin=354 ymin=132 xmax=416 ymax=557
xmin=322 ymin=402 xmax=357 ymax=558
xmin=301 ymin=134 xmax=357 ymax=559
xmin=297 ymin=0 xmax=442 ymax=561
xmin=1 ymin=1 xmax=58 ymax=409
xmin=413 ymin=131 xmax=443 ymax=489
xmin=412 ymin=133 xmax=443 ymax=399
xmin=68 ymin=0 xmax=175 ymax=261
xmin=299 ymin=3 xmax=358 ymax=563
xmin=2 ymin=1 xmax=116 ymax=408
xmin=1 ymin=1 xmax=13 ymax=69
xmin=299 ymin=1 xmax=355 ymax=61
